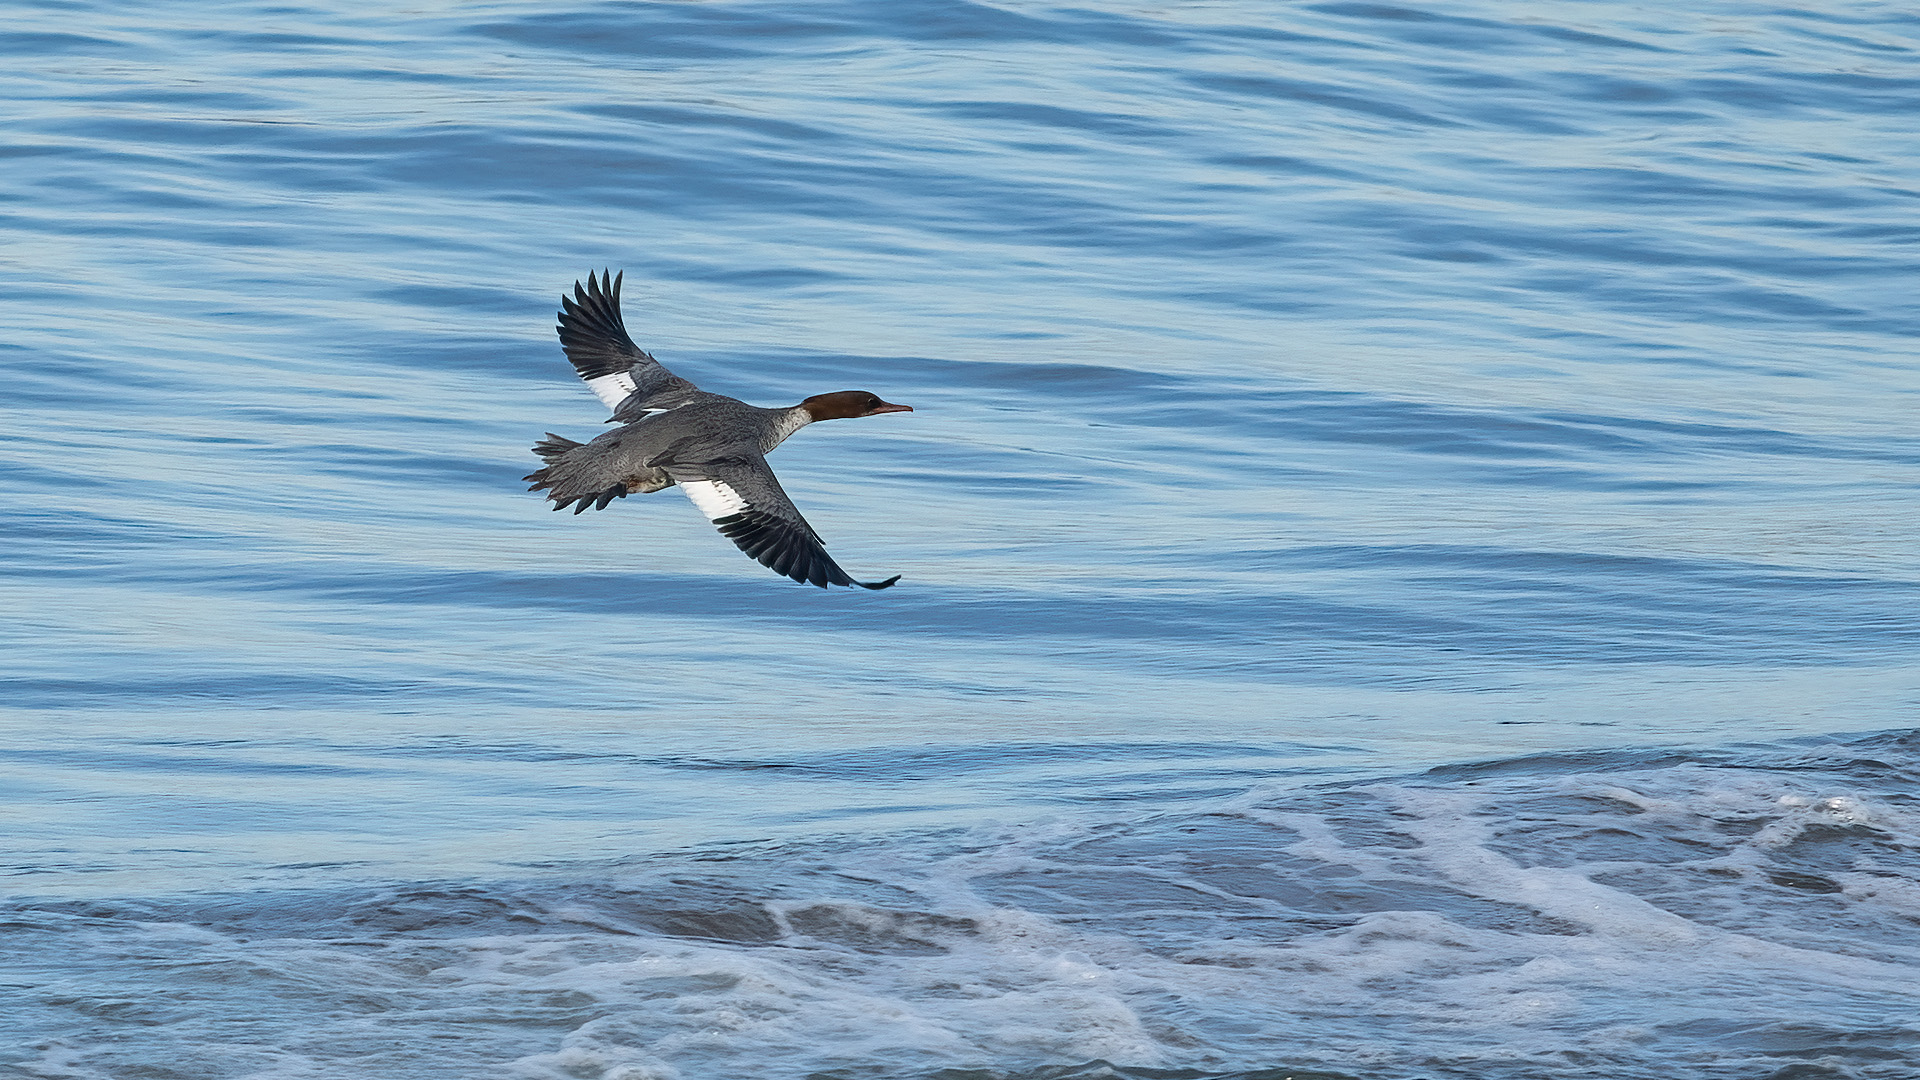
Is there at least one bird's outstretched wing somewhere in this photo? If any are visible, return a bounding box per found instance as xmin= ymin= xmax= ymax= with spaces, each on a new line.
xmin=669 ymin=455 xmax=899 ymax=590
xmin=557 ymin=270 xmax=701 ymax=415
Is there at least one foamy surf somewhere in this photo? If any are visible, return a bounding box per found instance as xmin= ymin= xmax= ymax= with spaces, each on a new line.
xmin=7 ymin=732 xmax=1917 ymax=1080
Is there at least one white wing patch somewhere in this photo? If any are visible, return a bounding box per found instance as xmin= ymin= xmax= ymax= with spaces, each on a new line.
xmin=585 ymin=372 xmax=638 ymax=411
xmin=679 ymin=479 xmax=751 ymax=521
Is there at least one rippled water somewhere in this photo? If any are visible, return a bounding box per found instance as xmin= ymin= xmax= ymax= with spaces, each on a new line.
xmin=3 ymin=1 xmax=1918 ymax=1077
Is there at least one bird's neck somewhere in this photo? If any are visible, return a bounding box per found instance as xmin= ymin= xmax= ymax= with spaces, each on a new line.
xmin=764 ymin=405 xmax=815 ymax=452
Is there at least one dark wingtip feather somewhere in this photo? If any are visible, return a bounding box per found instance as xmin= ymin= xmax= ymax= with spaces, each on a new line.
xmin=556 ymin=268 xmax=646 ymax=381
xmin=713 ymin=509 xmax=897 ymax=590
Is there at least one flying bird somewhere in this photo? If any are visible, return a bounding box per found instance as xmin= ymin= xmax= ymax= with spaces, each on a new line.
xmin=524 ymin=271 xmax=912 ymax=589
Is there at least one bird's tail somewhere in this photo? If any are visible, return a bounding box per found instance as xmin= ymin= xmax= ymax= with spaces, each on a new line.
xmin=525 ymin=433 xmax=659 ymax=514
xmin=530 ymin=432 xmax=582 ymax=464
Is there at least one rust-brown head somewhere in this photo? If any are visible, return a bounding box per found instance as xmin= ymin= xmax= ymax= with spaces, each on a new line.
xmin=800 ymin=391 xmax=914 ymax=422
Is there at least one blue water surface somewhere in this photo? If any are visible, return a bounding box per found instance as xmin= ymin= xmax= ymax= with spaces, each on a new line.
xmin=2 ymin=1 xmax=1918 ymax=1077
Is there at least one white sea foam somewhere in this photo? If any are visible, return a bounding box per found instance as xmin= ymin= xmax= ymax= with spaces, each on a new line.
xmin=8 ymin=740 xmax=1920 ymax=1080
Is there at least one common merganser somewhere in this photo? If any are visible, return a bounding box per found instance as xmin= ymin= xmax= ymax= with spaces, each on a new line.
xmin=524 ymin=271 xmax=912 ymax=589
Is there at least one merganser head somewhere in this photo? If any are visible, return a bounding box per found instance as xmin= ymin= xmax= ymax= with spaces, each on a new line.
xmin=800 ymin=391 xmax=913 ymax=421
